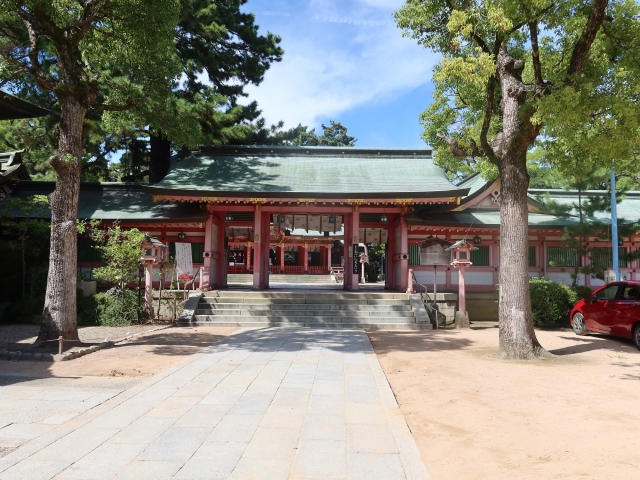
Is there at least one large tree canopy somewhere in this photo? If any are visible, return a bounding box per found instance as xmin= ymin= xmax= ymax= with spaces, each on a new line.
xmin=395 ymin=0 xmax=640 ymax=358
xmin=141 ymin=0 xmax=284 ymax=182
xmin=0 ymin=0 xmax=181 ymax=341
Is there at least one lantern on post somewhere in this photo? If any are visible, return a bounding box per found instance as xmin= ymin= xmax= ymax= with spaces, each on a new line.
xmin=139 ymin=235 xmax=167 ymax=314
xmin=445 ymin=239 xmax=478 ymax=329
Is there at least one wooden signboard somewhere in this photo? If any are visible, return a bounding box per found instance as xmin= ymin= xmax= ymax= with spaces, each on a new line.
xmin=419 ymin=237 xmax=452 ymax=266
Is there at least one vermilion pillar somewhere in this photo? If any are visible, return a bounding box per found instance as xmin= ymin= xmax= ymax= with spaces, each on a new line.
xmin=216 ymin=217 xmax=226 ymax=288
xmin=327 ymin=244 xmax=332 ymax=272
xmin=344 ymin=209 xmax=360 ymax=290
xmin=202 ymin=212 xmax=214 ymax=289
xmin=303 ymin=243 xmax=309 ymax=274
xmin=399 ymin=217 xmax=409 ymax=292
xmin=252 ymin=209 xmax=270 ymax=289
xmin=246 ymin=244 xmax=252 ymax=273
xmin=279 ymin=245 xmax=285 ymax=273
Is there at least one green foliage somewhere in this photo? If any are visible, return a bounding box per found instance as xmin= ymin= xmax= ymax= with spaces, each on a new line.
xmin=3 ymin=266 xmax=48 ymax=324
xmin=94 ymin=290 xmax=139 ymax=326
xmin=394 ymin=0 xmax=640 ymax=182
xmin=86 ymin=224 xmax=146 ymax=290
xmin=572 ymin=286 xmax=593 ymax=300
xmin=536 ymin=170 xmax=640 ymax=285
xmin=238 ymin=120 xmax=357 ymax=148
xmin=0 ymin=196 xmax=51 ymax=298
xmin=76 ymin=292 xmax=99 ymax=326
xmin=529 ymin=277 xmax=578 ymax=327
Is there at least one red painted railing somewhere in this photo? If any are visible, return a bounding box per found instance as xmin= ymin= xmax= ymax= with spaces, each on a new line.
xmin=283 ymin=265 xmax=304 ymax=274
xmin=227 ymin=265 xmax=249 ymax=274
xmin=308 ymin=266 xmax=329 ymax=275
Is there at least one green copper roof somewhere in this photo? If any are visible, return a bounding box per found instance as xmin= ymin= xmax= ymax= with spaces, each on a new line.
xmin=6 ymin=182 xmax=208 ymax=222
xmin=406 ymin=210 xmax=578 ymax=228
xmin=529 ymin=189 xmax=640 ymax=223
xmin=145 ymin=146 xmax=469 ymax=199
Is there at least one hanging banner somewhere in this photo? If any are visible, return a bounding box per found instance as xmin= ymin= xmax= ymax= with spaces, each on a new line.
xmin=352 ymin=244 xmax=359 ymax=274
xmin=175 ymin=242 xmax=194 ymax=281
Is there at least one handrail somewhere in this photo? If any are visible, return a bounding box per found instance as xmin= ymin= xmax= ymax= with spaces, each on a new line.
xmin=408 ymin=269 xmax=446 ymax=329
xmin=182 ymin=268 xmax=201 ymax=296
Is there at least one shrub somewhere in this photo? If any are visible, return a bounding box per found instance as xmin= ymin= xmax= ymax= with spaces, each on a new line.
xmin=94 ymin=289 xmax=140 ymax=326
xmin=529 ymin=277 xmax=578 ymax=327
xmin=77 ymin=291 xmax=99 ymax=326
xmin=572 ymin=285 xmax=593 ymax=300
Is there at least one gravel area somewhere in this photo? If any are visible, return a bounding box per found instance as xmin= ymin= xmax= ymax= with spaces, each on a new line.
xmin=0 ymin=324 xmax=167 ymax=351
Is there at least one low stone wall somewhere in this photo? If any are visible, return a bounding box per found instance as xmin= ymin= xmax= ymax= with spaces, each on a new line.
xmin=467 ymin=291 xmax=499 ymax=322
xmin=434 ymin=293 xmax=457 ymax=322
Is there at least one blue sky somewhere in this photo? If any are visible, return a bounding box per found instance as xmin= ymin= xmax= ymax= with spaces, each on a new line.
xmin=241 ymin=0 xmax=440 ymax=148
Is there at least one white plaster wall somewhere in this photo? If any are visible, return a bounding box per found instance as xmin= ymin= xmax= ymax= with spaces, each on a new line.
xmin=545 ymin=272 xmax=585 ymax=286
xmin=413 ymin=270 xmax=447 ymax=286
xmin=451 ymin=271 xmax=495 ymax=285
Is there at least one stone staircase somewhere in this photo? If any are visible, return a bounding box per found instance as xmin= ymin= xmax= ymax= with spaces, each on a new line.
xmin=182 ymin=291 xmax=432 ymax=329
xmin=228 ymin=274 xmax=337 ymax=284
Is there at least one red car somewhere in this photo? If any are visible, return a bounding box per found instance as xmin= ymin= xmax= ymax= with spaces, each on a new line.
xmin=570 ymin=281 xmax=640 ymax=350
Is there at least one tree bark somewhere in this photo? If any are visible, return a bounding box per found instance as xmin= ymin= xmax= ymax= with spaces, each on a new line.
xmin=149 ymin=133 xmax=172 ymax=184
xmin=37 ymin=97 xmax=86 ymax=342
xmin=495 ymin=50 xmax=549 ymax=359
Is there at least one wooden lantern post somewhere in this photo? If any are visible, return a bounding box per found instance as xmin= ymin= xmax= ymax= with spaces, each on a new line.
xmin=445 ymin=240 xmax=478 ymax=328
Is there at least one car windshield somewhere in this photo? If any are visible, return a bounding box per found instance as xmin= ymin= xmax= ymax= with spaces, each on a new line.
xmin=621 ymin=285 xmax=639 ymax=300
xmin=594 ymin=285 xmax=619 ymax=300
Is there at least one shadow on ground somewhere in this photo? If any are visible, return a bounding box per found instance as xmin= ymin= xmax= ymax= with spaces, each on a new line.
xmin=368 ymin=330 xmax=474 ymax=354
xmin=548 ymin=335 xmax=637 ymax=356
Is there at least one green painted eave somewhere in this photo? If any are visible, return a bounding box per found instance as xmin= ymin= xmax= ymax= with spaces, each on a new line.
xmin=529 ymin=189 xmax=640 ymax=224
xmin=145 ymin=147 xmax=470 ymax=199
xmin=406 ymin=210 xmax=578 ymax=228
xmin=5 ymin=182 xmax=208 ymax=222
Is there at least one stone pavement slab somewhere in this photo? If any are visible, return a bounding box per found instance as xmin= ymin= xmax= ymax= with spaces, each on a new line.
xmin=0 ymin=328 xmax=430 ymax=479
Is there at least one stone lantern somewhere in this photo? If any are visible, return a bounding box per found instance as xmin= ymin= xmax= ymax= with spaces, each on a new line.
xmin=445 ymin=239 xmax=478 ymax=328
xmin=139 ymin=235 xmax=167 ymax=312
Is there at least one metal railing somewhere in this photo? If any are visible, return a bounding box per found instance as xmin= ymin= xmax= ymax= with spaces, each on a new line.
xmin=182 ymin=268 xmax=201 ymax=296
xmin=409 ymin=269 xmax=447 ymax=328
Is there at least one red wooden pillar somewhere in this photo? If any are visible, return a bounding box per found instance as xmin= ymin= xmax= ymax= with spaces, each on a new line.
xmin=216 ymin=217 xmax=226 ymax=288
xmin=202 ymin=211 xmax=214 ymax=288
xmin=279 ymin=245 xmax=285 ymax=273
xmin=246 ymin=244 xmax=252 ymax=273
xmin=252 ymin=208 xmax=270 ymax=289
xmin=327 ymin=244 xmax=332 ymax=272
xmin=344 ymin=210 xmax=360 ymax=290
xmin=303 ymin=243 xmax=309 ymax=274
xmin=399 ymin=217 xmax=409 ymax=292
xmin=387 ymin=219 xmax=396 ymax=289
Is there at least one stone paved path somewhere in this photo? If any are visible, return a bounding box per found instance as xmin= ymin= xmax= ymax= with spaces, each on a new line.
xmin=0 ymin=329 xmax=430 ymax=480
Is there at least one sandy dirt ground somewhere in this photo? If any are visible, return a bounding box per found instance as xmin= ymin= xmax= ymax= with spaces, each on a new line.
xmin=369 ymin=325 xmax=640 ymax=480
xmin=0 ymin=326 xmax=238 ymax=378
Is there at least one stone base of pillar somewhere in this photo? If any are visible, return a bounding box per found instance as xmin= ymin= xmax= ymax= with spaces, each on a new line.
xmin=454 ymin=311 xmax=470 ymax=329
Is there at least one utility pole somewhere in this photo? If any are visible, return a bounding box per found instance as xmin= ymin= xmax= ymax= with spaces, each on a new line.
xmin=611 ymin=169 xmax=619 ymax=281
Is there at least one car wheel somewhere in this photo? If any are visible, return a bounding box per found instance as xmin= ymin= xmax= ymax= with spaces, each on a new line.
xmin=633 ymin=324 xmax=640 ymax=351
xmin=572 ymin=312 xmax=589 ymax=335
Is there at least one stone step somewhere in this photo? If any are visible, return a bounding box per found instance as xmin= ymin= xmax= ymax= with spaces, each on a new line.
xmin=182 ymin=320 xmax=431 ymax=330
xmin=202 ymin=291 xmax=408 ymax=300
xmin=193 ymin=315 xmax=413 ymax=323
xmin=194 ymin=309 xmax=415 ymax=318
xmin=201 ymin=298 xmax=410 ymax=306
xmin=228 ymin=274 xmax=336 ymax=283
xmin=196 ymin=303 xmax=411 ymax=311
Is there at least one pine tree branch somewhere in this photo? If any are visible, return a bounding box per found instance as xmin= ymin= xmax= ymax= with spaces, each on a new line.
xmin=566 ymin=0 xmax=609 ymax=87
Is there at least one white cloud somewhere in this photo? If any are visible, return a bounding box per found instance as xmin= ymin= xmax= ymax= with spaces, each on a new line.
xmin=244 ymin=0 xmax=439 ymax=130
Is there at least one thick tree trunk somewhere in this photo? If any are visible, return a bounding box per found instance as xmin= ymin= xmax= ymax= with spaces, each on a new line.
xmin=496 ymin=50 xmax=549 ymax=359
xmin=149 ymin=133 xmax=172 ymax=183
xmin=37 ymin=98 xmax=86 ymax=342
